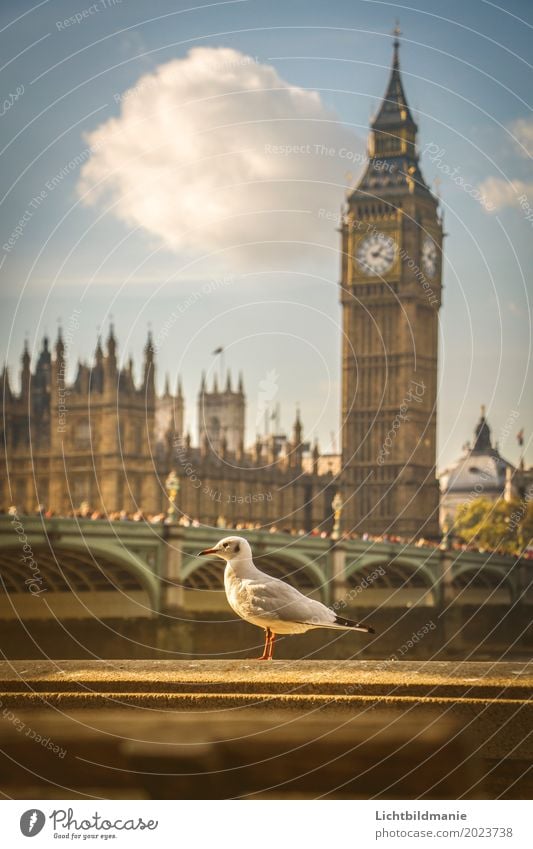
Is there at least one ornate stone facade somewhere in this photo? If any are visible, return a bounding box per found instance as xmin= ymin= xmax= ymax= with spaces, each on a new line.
xmin=0 ymin=328 xmax=337 ymax=531
xmin=1 ymin=39 xmax=442 ymax=538
xmin=339 ymin=34 xmax=441 ymax=537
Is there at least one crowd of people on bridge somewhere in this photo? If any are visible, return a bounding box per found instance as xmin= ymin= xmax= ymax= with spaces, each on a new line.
xmin=3 ymin=502 xmax=530 ymax=559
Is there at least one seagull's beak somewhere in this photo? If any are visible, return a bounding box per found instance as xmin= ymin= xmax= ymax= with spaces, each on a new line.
xmin=198 ymin=547 xmax=220 ymax=557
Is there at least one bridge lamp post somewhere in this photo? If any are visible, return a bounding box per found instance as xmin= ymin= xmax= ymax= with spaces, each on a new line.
xmin=165 ymin=470 xmax=180 ymax=523
xmin=331 ymin=492 xmax=343 ymax=540
xmin=440 ymin=512 xmax=454 ymax=551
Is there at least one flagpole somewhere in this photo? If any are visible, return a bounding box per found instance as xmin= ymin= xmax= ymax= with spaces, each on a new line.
xmin=517 ymin=429 xmax=525 ymax=471
xmin=211 ymin=347 xmax=225 ymax=388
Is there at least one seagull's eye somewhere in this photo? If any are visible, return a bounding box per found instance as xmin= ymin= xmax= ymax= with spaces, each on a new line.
xmin=223 ymin=543 xmax=229 ymax=550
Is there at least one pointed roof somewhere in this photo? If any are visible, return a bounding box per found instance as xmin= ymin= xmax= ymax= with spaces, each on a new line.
xmin=472 ymin=405 xmax=492 ymax=454
xmin=22 ymin=338 xmax=30 ymax=369
xmin=371 ymin=26 xmax=417 ymax=133
xmin=2 ymin=364 xmax=12 ymax=398
xmin=293 ymin=406 xmax=303 ymax=441
xmin=144 ymin=329 xmax=154 ymax=361
xmin=107 ymin=322 xmax=117 ymax=356
xmin=55 ymin=326 xmax=65 ymax=358
xmin=349 ymin=27 xmax=433 ymax=202
xmin=94 ymin=334 xmax=103 ymax=361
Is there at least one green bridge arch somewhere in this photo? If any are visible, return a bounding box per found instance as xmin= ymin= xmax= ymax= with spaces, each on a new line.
xmin=0 ymin=516 xmax=526 ymax=616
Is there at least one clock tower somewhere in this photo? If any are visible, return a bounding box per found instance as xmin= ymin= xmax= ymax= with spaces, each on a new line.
xmin=340 ymin=31 xmax=442 ymax=538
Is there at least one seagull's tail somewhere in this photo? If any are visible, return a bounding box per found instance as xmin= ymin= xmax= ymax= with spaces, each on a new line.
xmin=333 ymin=615 xmax=375 ymax=634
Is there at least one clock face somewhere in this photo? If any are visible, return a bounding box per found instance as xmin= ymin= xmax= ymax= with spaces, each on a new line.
xmin=356 ymin=233 xmax=396 ymax=276
xmin=421 ymin=236 xmax=438 ymax=277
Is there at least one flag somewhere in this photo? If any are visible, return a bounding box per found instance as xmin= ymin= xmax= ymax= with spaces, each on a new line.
xmin=212 ymin=346 xmax=223 ymax=355
xmin=517 ymin=429 xmax=524 ymax=447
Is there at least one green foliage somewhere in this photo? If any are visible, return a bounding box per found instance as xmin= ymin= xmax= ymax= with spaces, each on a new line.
xmin=517 ymin=499 xmax=533 ymax=553
xmin=453 ymin=497 xmax=518 ymax=555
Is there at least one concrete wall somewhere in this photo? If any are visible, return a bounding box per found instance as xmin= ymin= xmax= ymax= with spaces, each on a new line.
xmin=0 ymin=590 xmax=153 ymax=620
xmin=0 ymin=604 xmax=529 ymax=661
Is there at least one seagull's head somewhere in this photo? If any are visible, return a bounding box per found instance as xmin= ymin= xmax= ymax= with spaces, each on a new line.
xmin=198 ymin=535 xmax=251 ymax=562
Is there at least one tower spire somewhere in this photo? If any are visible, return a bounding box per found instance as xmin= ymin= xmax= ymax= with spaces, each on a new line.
xmin=371 ymin=23 xmax=416 ymax=137
xmin=21 ymin=337 xmax=31 ymax=397
xmin=392 ymin=20 xmax=401 ymax=66
xmin=143 ymin=329 xmax=155 ymax=397
xmin=349 ymin=23 xmax=432 ymax=201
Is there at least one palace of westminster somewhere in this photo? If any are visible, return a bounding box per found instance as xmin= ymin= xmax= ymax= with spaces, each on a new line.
xmin=1 ymin=37 xmax=525 ymax=539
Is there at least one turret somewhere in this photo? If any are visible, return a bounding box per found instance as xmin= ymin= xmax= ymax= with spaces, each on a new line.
xmin=104 ymin=323 xmax=118 ymax=387
xmin=472 ymin=405 xmax=492 ymax=454
xmin=290 ymin=408 xmax=303 ymax=469
xmin=143 ymin=330 xmax=155 ymax=399
xmin=292 ymin=407 xmax=303 ymax=446
xmin=91 ymin=334 xmax=104 ymax=393
xmin=21 ymin=339 xmax=31 ymax=399
xmin=312 ymin=439 xmax=320 ymax=475
xmin=2 ymin=364 xmax=12 ymax=402
xmin=55 ymin=327 xmax=65 ymax=363
xmin=53 ymin=327 xmax=67 ymax=392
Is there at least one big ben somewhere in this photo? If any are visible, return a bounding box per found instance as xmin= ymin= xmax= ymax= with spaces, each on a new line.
xmin=340 ymin=30 xmax=442 ymax=538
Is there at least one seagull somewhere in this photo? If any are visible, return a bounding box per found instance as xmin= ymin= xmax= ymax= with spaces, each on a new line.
xmin=199 ymin=535 xmax=375 ymax=660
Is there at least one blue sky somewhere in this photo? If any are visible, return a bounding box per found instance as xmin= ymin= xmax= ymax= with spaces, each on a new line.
xmin=1 ymin=0 xmax=531 ymax=469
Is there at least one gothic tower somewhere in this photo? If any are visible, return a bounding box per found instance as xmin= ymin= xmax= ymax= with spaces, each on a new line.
xmin=340 ymin=31 xmax=442 ymax=538
xmin=198 ymin=370 xmax=245 ymax=455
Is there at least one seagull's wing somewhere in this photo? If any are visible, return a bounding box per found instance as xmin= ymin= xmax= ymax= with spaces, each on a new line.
xmin=247 ymin=574 xmax=333 ymax=625
xmin=245 ymin=570 xmax=375 ymax=633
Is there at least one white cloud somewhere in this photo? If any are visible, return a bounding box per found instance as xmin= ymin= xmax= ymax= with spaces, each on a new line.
xmin=78 ymin=47 xmax=362 ymax=268
xmin=477 ymin=116 xmax=533 ymax=212
xmin=478 ymin=177 xmax=533 ymax=211
xmin=510 ymin=117 xmax=533 ymax=158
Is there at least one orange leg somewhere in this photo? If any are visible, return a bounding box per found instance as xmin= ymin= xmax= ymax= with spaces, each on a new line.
xmin=257 ymin=627 xmax=272 ymax=660
xmin=266 ymin=630 xmax=276 ymax=660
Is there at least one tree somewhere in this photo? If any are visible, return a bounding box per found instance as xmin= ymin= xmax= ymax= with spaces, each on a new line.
xmin=517 ymin=498 xmax=533 ymax=554
xmin=453 ymin=497 xmax=517 ymax=554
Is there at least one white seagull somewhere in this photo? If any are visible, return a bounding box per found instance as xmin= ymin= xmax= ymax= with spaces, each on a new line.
xmin=199 ymin=535 xmax=375 ymax=659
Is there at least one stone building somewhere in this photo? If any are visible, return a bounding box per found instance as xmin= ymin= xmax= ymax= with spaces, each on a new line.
xmin=0 ymin=329 xmax=337 ymax=531
xmin=197 ymin=371 xmax=245 ymax=455
xmin=1 ymin=36 xmax=445 ymax=538
xmin=339 ymin=32 xmax=441 ymax=538
xmin=439 ymin=408 xmax=514 ymax=525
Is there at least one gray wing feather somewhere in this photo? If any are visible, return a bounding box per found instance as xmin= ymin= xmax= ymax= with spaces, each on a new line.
xmin=246 ymin=576 xmax=336 ymax=625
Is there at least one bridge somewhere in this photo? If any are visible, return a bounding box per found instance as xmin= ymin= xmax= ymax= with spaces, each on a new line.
xmin=0 ymin=515 xmax=528 ymax=622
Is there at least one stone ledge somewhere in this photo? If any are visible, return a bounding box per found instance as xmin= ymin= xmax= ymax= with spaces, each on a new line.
xmin=1 ymin=662 xmax=531 ymax=799
xmin=0 ymin=659 xmax=531 ymax=699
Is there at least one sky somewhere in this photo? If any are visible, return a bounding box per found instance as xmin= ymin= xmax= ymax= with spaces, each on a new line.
xmin=1 ymin=0 xmax=531 ymax=470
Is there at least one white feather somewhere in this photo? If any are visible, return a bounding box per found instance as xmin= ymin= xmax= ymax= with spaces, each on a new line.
xmin=215 ymin=536 xmax=372 ymax=636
